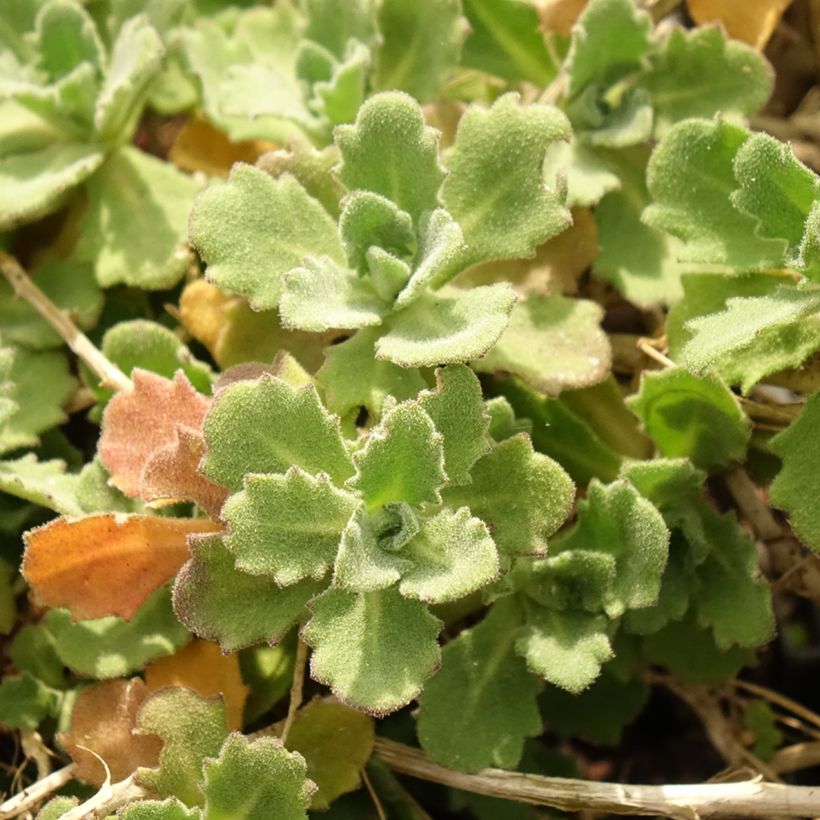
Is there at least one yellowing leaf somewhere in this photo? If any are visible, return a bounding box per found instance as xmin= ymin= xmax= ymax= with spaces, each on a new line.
xmin=687 ymin=0 xmax=792 ymax=49
xmin=145 ymin=639 xmax=248 ymax=732
xmin=23 ymin=514 xmax=221 ymax=621
xmin=170 ymin=117 xmax=276 ymax=178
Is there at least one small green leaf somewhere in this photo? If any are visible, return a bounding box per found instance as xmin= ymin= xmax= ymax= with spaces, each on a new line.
xmin=303 ymin=585 xmax=441 ymax=715
xmin=418 ymin=364 xmax=489 ymax=486
xmin=473 ymin=294 xmax=610 ymax=395
xmin=202 ymin=733 xmax=314 ymax=819
xmin=280 ymin=256 xmax=387 ymax=332
xmin=443 ymin=435 xmax=574 ymax=559
xmin=417 ymin=597 xmax=541 ymax=772
xmin=0 ymin=672 xmax=59 ymax=730
xmin=75 ymin=146 xmax=200 ymax=289
xmin=0 ymin=455 xmax=82 ymax=516
xmin=442 ymin=93 xmax=571 ymax=268
xmin=202 ymin=375 xmax=354 ymax=492
xmin=34 ymin=0 xmax=104 ymax=81
xmin=374 ymin=0 xmax=464 ymax=102
xmin=771 ymin=393 xmax=820 ymax=552
xmin=543 ymin=140 xmax=620 ymax=208
xmin=304 ymin=0 xmax=376 ymax=59
xmin=189 ymin=164 xmax=343 ymax=310
xmin=336 ymin=92 xmax=443 ymax=223
xmin=117 ymin=799 xmax=202 ymax=820
xmin=352 ymin=401 xmax=446 ymax=508
xmin=136 ymin=688 xmax=228 ymax=807
xmin=10 ymin=624 xmax=66 ymax=689
xmin=744 ymin=701 xmax=783 ymax=762
xmin=628 ymin=368 xmax=750 ymax=470
xmin=376 ymin=285 xmax=516 ymax=367
xmin=223 ymin=468 xmax=358 ymax=584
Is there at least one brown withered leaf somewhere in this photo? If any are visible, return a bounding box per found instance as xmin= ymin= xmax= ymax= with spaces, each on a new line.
xmin=688 ymin=0 xmax=792 ymax=49
xmin=169 ymin=117 xmax=276 ymax=177
xmin=60 ymin=678 xmax=162 ymax=787
xmin=454 ymin=208 xmax=597 ymax=296
xmin=23 ymin=514 xmax=221 ymax=621
xmin=145 ymin=639 xmax=249 ymax=732
xmin=537 ymin=0 xmax=588 ymax=35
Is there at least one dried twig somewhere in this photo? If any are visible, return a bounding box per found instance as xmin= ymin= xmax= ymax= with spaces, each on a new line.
xmin=280 ymin=638 xmax=308 ymax=746
xmin=0 ymin=764 xmax=76 ymax=820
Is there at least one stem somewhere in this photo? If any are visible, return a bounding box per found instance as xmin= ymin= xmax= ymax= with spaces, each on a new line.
xmin=0 ymin=251 xmax=132 ymax=393
xmin=372 ymin=738 xmax=820 ymax=819
xmin=0 ymin=764 xmax=76 ymax=820
xmin=280 ymin=638 xmax=308 ymax=746
xmin=59 ymin=775 xmax=148 ymax=820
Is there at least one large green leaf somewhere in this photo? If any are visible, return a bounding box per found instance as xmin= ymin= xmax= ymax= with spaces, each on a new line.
xmin=0 ymin=455 xmax=82 ymax=515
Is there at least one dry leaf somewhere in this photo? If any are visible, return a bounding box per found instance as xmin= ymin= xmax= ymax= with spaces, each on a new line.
xmin=145 ymin=639 xmax=249 ymax=731
xmin=537 ymin=0 xmax=588 ymax=35
xmin=169 ymin=117 xmax=276 ymax=177
xmin=23 ymin=514 xmax=221 ymax=621
xmin=60 ymin=678 xmax=162 ymax=786
xmin=688 ymin=0 xmax=792 ymax=50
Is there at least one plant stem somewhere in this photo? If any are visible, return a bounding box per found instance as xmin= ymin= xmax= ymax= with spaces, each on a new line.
xmin=280 ymin=638 xmax=308 ymax=746
xmin=0 ymin=250 xmax=132 ymax=393
xmin=0 ymin=763 xmax=76 ymax=819
xmin=59 ymin=775 xmax=148 ymax=820
xmin=372 ymin=738 xmax=820 ymax=818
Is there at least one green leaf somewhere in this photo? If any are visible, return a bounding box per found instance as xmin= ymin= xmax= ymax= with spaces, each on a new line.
xmin=744 ymin=701 xmax=783 ymax=762
xmin=0 ymin=455 xmax=82 ymax=515
xmin=75 ymin=146 xmax=200 ymax=289
xmin=417 ymin=596 xmax=542 ymax=772
xmin=417 ymin=364 xmax=489 ymax=486
xmin=543 ymin=139 xmax=620 ymax=208
xmin=640 ymin=26 xmax=773 ymax=136
xmin=566 ymin=0 xmax=651 ymax=98
xmin=202 ymin=375 xmax=355 ymax=493
xmin=553 ymin=479 xmax=669 ymax=617
xmin=644 ymin=118 xmax=785 ymax=269
xmin=304 ymin=0 xmax=376 ymax=59
xmin=376 ymin=285 xmax=516 ymax=367
xmin=374 ymin=0 xmax=463 ymax=102
xmin=525 ymin=550 xmax=616 ymax=613
xmin=93 ymin=15 xmax=163 ymax=143
xmin=45 ymin=585 xmax=190 ymax=679
xmin=517 ymin=603 xmax=612 ymax=693
xmin=173 ymin=535 xmax=322 ymax=653
xmin=771 ymin=393 xmax=820 ymax=551
xmin=189 ymin=164 xmax=343 ymax=310
xmin=797 ymin=201 xmax=820 ymax=279
xmin=202 ymin=733 xmax=314 ymax=819
xmin=303 ymin=585 xmax=441 ymax=715
xmin=0 ymin=141 xmax=103 ymax=230
xmin=317 ymin=327 xmax=428 ymax=419
xmin=628 ymin=368 xmax=750 ymax=470
xmin=336 ymin=92 xmax=443 ymax=223
xmin=37 ymin=797 xmax=83 ymax=820
xmin=10 ymin=624 xmax=66 ymax=689
xmin=473 ymin=294 xmax=610 ymax=395
xmin=0 ymin=672 xmax=59 ymax=730
xmin=33 ymin=0 xmax=104 ymax=81
xmin=0 ymin=559 xmax=15 ymax=636
xmin=284 ymin=700 xmax=374 ymax=809
xmin=136 ymin=688 xmax=228 ymax=807
xmin=223 ymin=468 xmax=358 ymax=584
xmin=442 ymin=93 xmax=571 ymax=269
xmin=117 ymin=799 xmax=202 ymax=820
xmin=399 ymin=507 xmax=499 ymax=603
xmin=443 ymin=435 xmax=575 ymax=559
xmin=280 ymin=256 xmax=387 ymax=332
xmin=352 ymin=401 xmax=446 ymax=508
xmin=460 ymin=0 xmax=556 ymax=85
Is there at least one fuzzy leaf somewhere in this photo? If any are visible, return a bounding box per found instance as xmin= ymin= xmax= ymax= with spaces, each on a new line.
xmin=0 ymin=455 xmax=83 ymax=516
xmin=543 ymin=140 xmax=620 ymax=208
xmin=45 ymin=585 xmax=190 ymax=679
xmin=640 ymin=26 xmax=772 ymax=136
xmin=0 ymin=672 xmax=59 ymax=730
xmin=284 ymin=700 xmax=374 ymax=809
xmin=202 ymin=733 xmax=314 ymax=819
xmin=174 ymin=535 xmax=323 ymax=653
xmin=23 ymin=514 xmax=218 ymax=621
xmin=628 ymin=368 xmax=750 ymax=470
xmin=189 ymin=164 xmax=343 ymax=310
xmin=417 ymin=365 xmax=489 ymax=486
xmin=223 ymin=468 xmax=358 ymax=584
xmin=376 ymin=285 xmax=517 ymax=367
xmin=644 ymin=118 xmax=785 ymax=269
xmin=202 ymin=375 xmax=354 ymax=492
xmin=136 ymin=688 xmax=228 ymax=807
xmin=517 ymin=604 xmax=612 ymax=694
xmin=303 ymin=586 xmax=441 ymax=715
xmin=417 ymin=597 xmax=542 ymax=772
xmin=280 ymin=255 xmax=387 ymax=332
xmin=336 ymin=92 xmax=443 ymax=223
xmin=118 ymin=800 xmax=201 ymax=820
xmin=353 ymin=402 xmax=446 ymax=508
xmin=473 ymin=294 xmax=610 ymax=395
xmin=317 ymin=327 xmax=428 ymax=419
xmin=442 ymin=93 xmax=571 ymax=268
xmin=443 ymin=435 xmax=575 ymax=559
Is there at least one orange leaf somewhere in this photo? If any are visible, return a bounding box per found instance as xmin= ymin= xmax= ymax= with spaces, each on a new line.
xmin=59 ymin=678 xmax=162 ymax=786
xmin=537 ymin=0 xmax=588 ymax=35
xmin=145 ymin=639 xmax=249 ymax=731
xmin=687 ymin=0 xmax=792 ymax=49
xmin=23 ymin=514 xmax=221 ymax=621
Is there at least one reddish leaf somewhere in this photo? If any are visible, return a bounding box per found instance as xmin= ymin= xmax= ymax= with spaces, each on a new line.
xmin=23 ymin=514 xmax=221 ymax=621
